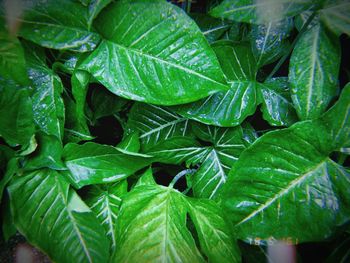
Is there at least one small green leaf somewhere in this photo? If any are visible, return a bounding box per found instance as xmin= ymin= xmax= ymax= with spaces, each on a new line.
xmin=259 ymin=77 xmax=298 ymax=126
xmin=210 ymin=0 xmax=319 ymax=24
xmin=113 ymin=184 xmax=205 ymax=263
xmin=289 ymin=22 xmax=341 ymax=120
xmin=250 ymin=18 xmax=293 ymax=66
xmin=63 ymin=142 xmax=152 ymax=188
xmin=86 ymin=181 xmax=127 ymax=252
xmin=25 ymin=44 xmax=65 ymax=139
xmin=0 ymin=29 xmax=29 ymax=85
xmin=0 ymin=78 xmax=34 ymax=146
xmin=15 ymin=0 xmax=101 ymax=52
xmin=135 ymin=167 xmax=156 ymax=187
xmin=8 ymin=169 xmax=110 ymax=263
xmin=187 ymin=198 xmax=241 ymax=263
xmin=80 ymin=0 xmax=227 ymax=105
xmin=117 ymin=132 xmax=141 ymax=153
xmin=126 ymin=103 xmax=193 ymax=151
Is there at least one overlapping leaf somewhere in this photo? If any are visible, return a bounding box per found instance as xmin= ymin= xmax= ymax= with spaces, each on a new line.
xmin=210 ymin=0 xmax=319 ymax=24
xmin=221 ymin=86 xmax=350 ymax=243
xmin=63 ymin=142 xmax=152 ymax=188
xmin=126 ymin=103 xmax=193 ymax=151
xmin=86 ymin=181 xmax=127 ymax=252
xmin=174 ymin=41 xmax=259 ymax=127
xmin=114 ymin=185 xmax=205 ymax=263
xmin=80 ymin=0 xmax=227 ymax=105
xmin=8 ymin=169 xmax=110 ymax=263
xmin=13 ymin=0 xmax=101 ymax=52
xmin=289 ymin=22 xmax=340 ymax=120
xmin=320 ymin=0 xmax=350 ymax=36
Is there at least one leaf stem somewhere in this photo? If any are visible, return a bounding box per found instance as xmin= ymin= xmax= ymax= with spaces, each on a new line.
xmin=169 ymin=169 xmax=196 ymax=189
xmin=264 ymin=12 xmax=317 ymax=81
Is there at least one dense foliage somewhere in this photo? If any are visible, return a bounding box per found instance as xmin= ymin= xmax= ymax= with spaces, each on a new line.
xmin=0 ymin=0 xmax=349 ymax=262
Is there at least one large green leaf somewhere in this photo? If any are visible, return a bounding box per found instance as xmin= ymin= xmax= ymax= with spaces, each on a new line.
xmin=0 ymin=29 xmax=29 ymax=85
xmin=221 ymin=89 xmax=350 ymax=242
xmin=320 ymin=0 xmax=350 ymax=36
xmin=187 ymin=198 xmax=241 ymax=263
xmin=289 ymin=22 xmax=340 ymax=120
xmin=250 ymin=18 xmax=293 ymax=66
xmin=8 ymin=169 xmax=110 ymax=263
xmin=80 ymin=0 xmax=227 ymax=105
xmin=113 ymin=184 xmax=205 ymax=263
xmin=126 ymin=103 xmax=193 ymax=151
xmin=259 ymin=77 xmax=298 ymax=126
xmin=62 ymin=142 xmax=152 ymax=188
xmin=25 ymin=44 xmax=65 ymax=139
xmin=86 ymin=181 xmax=127 ymax=252
xmin=174 ymin=41 xmax=259 ymax=127
xmin=87 ymin=0 xmax=112 ymax=29
xmin=13 ymin=0 xmax=101 ymax=52
xmin=0 ymin=78 xmax=34 ymax=146
xmin=210 ymin=0 xmax=319 ymax=24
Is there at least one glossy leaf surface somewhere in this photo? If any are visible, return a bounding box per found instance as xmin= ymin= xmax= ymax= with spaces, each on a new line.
xmin=8 ymin=169 xmax=110 ymax=263
xmin=174 ymin=41 xmax=258 ymax=127
xmin=188 ymin=198 xmax=241 ymax=263
xmin=259 ymin=78 xmax=298 ymax=126
xmin=63 ymin=142 xmax=152 ymax=188
xmin=25 ymin=44 xmax=65 ymax=139
xmin=126 ymin=103 xmax=193 ymax=151
xmin=15 ymin=0 xmax=100 ymax=52
xmin=114 ymin=184 xmax=205 ymax=263
xmin=250 ymin=18 xmax=293 ymax=66
xmin=86 ymin=181 xmax=127 ymax=251
xmin=222 ymin=119 xmax=350 ymax=243
xmin=289 ymin=23 xmax=340 ymax=120
xmin=210 ymin=0 xmax=319 ymax=24
xmin=81 ymin=0 xmax=227 ymax=105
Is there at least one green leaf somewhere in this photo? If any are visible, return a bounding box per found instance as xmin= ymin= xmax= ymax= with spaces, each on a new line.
xmin=113 ymin=184 xmax=205 ymax=263
xmin=135 ymin=167 xmax=156 ymax=187
xmin=80 ymin=0 xmax=227 ymax=105
xmin=259 ymin=77 xmax=298 ymax=126
xmin=117 ymin=132 xmax=141 ymax=153
xmin=320 ymin=0 xmax=350 ymax=36
xmin=222 ymin=120 xmax=350 ymax=243
xmin=210 ymin=0 xmax=319 ymax=24
xmin=250 ymin=18 xmax=293 ymax=66
xmin=322 ymin=84 xmax=350 ymax=151
xmin=0 ymin=78 xmax=35 ymax=146
xmin=25 ymin=44 xmax=65 ymax=139
xmin=191 ymin=123 xmax=254 ymax=199
xmin=187 ymin=198 xmax=241 ymax=263
xmin=8 ymin=169 xmax=110 ymax=263
xmin=190 ymin=13 xmax=232 ymax=43
xmin=23 ymin=133 xmax=65 ymax=170
xmin=86 ymin=181 xmax=127 ymax=252
xmin=289 ymin=22 xmax=341 ymax=120
xmin=126 ymin=103 xmax=193 ymax=151
xmin=0 ymin=29 xmax=29 ymax=85
xmin=87 ymin=0 xmax=112 ymax=29
xmin=14 ymin=0 xmax=101 ymax=52
xmin=64 ymin=70 xmax=93 ymax=143
xmin=62 ymin=142 xmax=152 ymax=188
xmin=146 ymin=136 xmax=210 ymax=166
xmin=173 ymin=41 xmax=259 ymax=127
